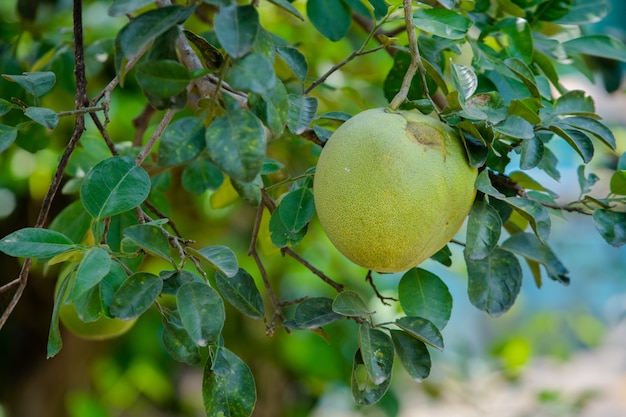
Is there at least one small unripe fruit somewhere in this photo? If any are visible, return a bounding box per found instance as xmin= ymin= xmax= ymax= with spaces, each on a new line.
xmin=313 ymin=108 xmax=477 ymax=273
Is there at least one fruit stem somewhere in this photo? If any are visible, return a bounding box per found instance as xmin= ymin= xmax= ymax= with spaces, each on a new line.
xmin=388 ymin=0 xmax=432 ymax=111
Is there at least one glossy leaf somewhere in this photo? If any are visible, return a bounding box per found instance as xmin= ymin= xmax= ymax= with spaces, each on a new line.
xmin=505 ymin=197 xmax=551 ymax=242
xmin=0 ymin=228 xmax=78 ymax=258
xmin=203 ymin=347 xmax=256 ymax=417
xmin=287 ymin=94 xmax=318 ymax=135
xmin=547 ymin=124 xmax=594 ymax=163
xmin=351 ymin=349 xmax=391 ymax=406
xmin=593 ymin=209 xmax=626 ymax=247
xmin=80 ymin=156 xmax=151 ymax=220
xmin=162 ymin=309 xmax=202 ymax=365
xmin=465 ymin=248 xmax=522 ymax=317
xmin=358 ymin=324 xmax=394 ymax=385
xmin=205 ymin=109 xmax=266 ymax=183
xmin=563 ymin=34 xmax=626 ymax=62
xmin=504 ymin=58 xmax=540 ymax=98
xmin=181 ymin=157 xmax=224 ymax=195
xmin=214 ymin=5 xmax=259 ymax=58
xmin=110 ymin=272 xmax=162 ymax=320
xmin=215 ymin=268 xmax=264 ymax=320
xmin=577 ymin=165 xmax=600 ymax=195
xmin=248 ymin=80 xmax=289 ymax=137
xmin=494 ymin=17 xmax=533 ymax=63
xmin=190 ymin=245 xmax=238 ymax=278
xmin=534 ymin=0 xmax=573 ymax=22
xmin=293 ymin=297 xmax=342 ymax=329
xmin=2 ymin=71 xmax=56 ymax=98
xmin=390 ymin=330 xmax=431 ymax=382
xmin=551 ymin=89 xmax=595 ymax=115
xmin=474 ymin=170 xmax=506 ymax=198
xmin=158 ymin=117 xmax=206 ymax=167
xmin=451 ymin=63 xmax=477 ymax=100
xmin=68 ymin=247 xmax=111 ymax=302
xmin=123 ymin=224 xmax=172 ymax=261
xmin=276 ymin=46 xmax=308 ymax=82
xmin=332 ymin=291 xmax=373 ymax=317
xmin=278 ymin=188 xmax=315 ymax=233
xmin=176 ymin=282 xmax=225 ymax=346
xmin=49 ymin=201 xmax=92 ymax=245
xmin=225 ymin=53 xmax=277 ymax=95
xmin=395 ymin=316 xmax=443 ymax=351
xmin=562 ymin=116 xmax=616 ymax=150
xmin=307 ymin=0 xmax=351 ymax=41
xmin=24 ymin=107 xmax=58 ymax=129
xmin=398 ymin=268 xmax=452 ymax=330
xmin=0 ymin=124 xmax=17 ymax=153
xmin=466 ymin=201 xmax=502 ymax=260
xmin=501 ymin=232 xmax=570 ymax=284
xmin=554 ymin=0 xmax=608 ymax=24
xmin=413 ymin=8 xmax=472 ymax=40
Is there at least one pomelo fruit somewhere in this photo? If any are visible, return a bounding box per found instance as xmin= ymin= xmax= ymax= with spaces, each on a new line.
xmin=313 ymin=108 xmax=477 ymax=273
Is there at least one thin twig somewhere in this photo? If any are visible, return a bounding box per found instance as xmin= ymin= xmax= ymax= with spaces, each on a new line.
xmin=389 ymin=0 xmax=421 ymax=110
xmin=132 ymin=104 xmax=157 ymax=147
xmin=57 ymin=105 xmax=105 ymax=117
xmin=365 ymin=270 xmax=397 ymax=306
xmin=135 ymin=107 xmax=176 ymax=166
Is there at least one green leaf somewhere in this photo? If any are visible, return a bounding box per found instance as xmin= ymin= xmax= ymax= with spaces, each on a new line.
xmin=505 ymin=197 xmax=551 ymax=242
xmin=49 ymin=201 xmax=92 ymax=244
xmin=551 ymin=90 xmax=595 ymax=116
xmin=110 ymin=272 xmax=162 ymax=320
xmin=520 ymin=136 xmax=544 ymax=169
xmin=293 ymin=297 xmax=343 ymax=329
xmin=547 ymin=124 xmax=594 ymax=163
xmin=504 ymin=58 xmax=540 ymax=98
xmin=176 ymin=282 xmax=225 ymax=346
xmin=68 ymin=247 xmax=111 ymax=302
xmin=618 ymin=152 xmax=626 ymax=170
xmin=593 ymin=209 xmax=626 ymax=247
xmin=384 ymin=51 xmax=436 ymax=103
xmin=501 ymin=232 xmax=570 ymax=284
xmin=162 ymin=309 xmax=202 ymax=365
xmin=2 ymin=71 xmax=56 ymax=97
xmin=534 ymin=0 xmax=573 ymax=22
xmin=0 ymin=228 xmax=78 ymax=258
xmin=267 ymin=0 xmax=304 ymax=20
xmin=100 ymin=262 xmax=129 ymax=318
xmin=181 ymin=157 xmax=224 ymax=195
xmin=277 ymin=188 xmax=315 ymax=233
xmin=276 ymin=46 xmax=308 ymax=82
xmin=248 ymin=80 xmax=289 ymax=137
xmin=465 ymin=247 xmax=522 ymax=317
xmin=115 ymin=6 xmax=194 ymax=78
xmin=466 ymin=201 xmax=502 ymax=260
xmin=225 ymin=53 xmax=277 ymax=95
xmin=577 ymin=165 xmax=599 ymax=195
xmin=190 ymin=245 xmax=239 ymax=278
xmin=215 ymin=268 xmax=264 ymax=320
xmin=494 ymin=115 xmax=535 ymax=139
xmin=80 ymin=156 xmax=151 ymax=220
xmin=287 ymin=94 xmax=318 ymax=135
xmin=203 ymin=347 xmax=257 ymax=417
xmin=351 ymin=349 xmax=391 ymax=406
xmin=214 ymin=5 xmax=259 ymax=58
xmin=108 ymin=0 xmax=155 ymax=16
xmin=358 ymin=324 xmax=394 ymax=385
xmin=474 ymin=170 xmax=506 ymax=198
xmin=268 ymin=208 xmax=307 ymax=248
xmin=332 ymin=291 xmax=373 ymax=317
xmin=73 ymin=284 xmax=104 ymax=323
xmin=493 ymin=17 xmax=533 ymax=63
xmin=395 ymin=316 xmax=443 ymax=351
xmin=307 ymin=0 xmax=351 ymax=41
xmin=390 ymin=330 xmax=431 ymax=382
xmin=205 ymin=109 xmax=266 ymax=183
xmin=231 ymin=175 xmax=263 ymax=207
xmin=24 ymin=107 xmax=58 ymax=129
xmin=183 ymin=30 xmax=224 ymax=70
xmin=563 ymin=35 xmax=626 ymax=62
xmin=554 ymin=0 xmax=608 ymax=24
xmin=562 ymin=116 xmax=616 ymax=150
xmin=0 ymin=124 xmax=17 ymax=153
xmin=123 ymin=224 xmax=172 ymax=261
xmin=135 ymin=59 xmax=190 ymax=102
xmin=413 ymin=8 xmax=472 ymax=40
xmin=47 ymin=268 xmax=71 ymax=358
xmin=610 ymin=171 xmax=626 ymax=196
xmin=451 ymin=62 xmax=477 ymax=100
xmin=398 ymin=268 xmax=452 ymax=330
xmin=158 ymin=117 xmax=206 ymax=167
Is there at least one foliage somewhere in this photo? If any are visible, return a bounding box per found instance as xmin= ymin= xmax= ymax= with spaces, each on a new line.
xmin=1 ymin=0 xmax=626 ymax=415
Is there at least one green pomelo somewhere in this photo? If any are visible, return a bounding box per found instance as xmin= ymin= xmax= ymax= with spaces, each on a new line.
xmin=59 ymin=302 xmax=136 ymax=341
xmin=313 ymin=108 xmax=477 ymax=273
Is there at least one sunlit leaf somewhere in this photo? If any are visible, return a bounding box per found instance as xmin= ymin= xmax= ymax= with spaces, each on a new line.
xmin=610 ymin=171 xmax=626 ymax=195
xmin=554 ymin=0 xmax=608 ymax=24
xmin=395 ymin=316 xmax=444 ymax=351
xmin=189 ymin=245 xmax=239 ymax=278
xmin=0 ymin=228 xmax=78 ymax=258
xmin=413 ymin=8 xmax=472 ymax=40
xmin=80 ymin=156 xmax=151 ymax=220
xmin=110 ymin=272 xmax=162 ymax=320
xmin=177 ymin=282 xmax=225 ymax=346
xmin=451 ymin=62 xmax=477 ymax=100
xmin=358 ymin=324 xmax=394 ymax=385
xmin=215 ymin=268 xmax=264 ymax=320
xmin=390 ymin=330 xmax=431 ymax=382
xmin=203 ymin=347 xmax=256 ymax=417
xmin=398 ymin=268 xmax=452 ymax=330
xmin=465 ymin=248 xmax=522 ymax=317
xmin=563 ymin=34 xmax=626 ymax=62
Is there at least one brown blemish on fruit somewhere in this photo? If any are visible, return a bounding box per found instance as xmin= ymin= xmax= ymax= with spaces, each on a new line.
xmin=404 ymin=121 xmax=448 ymax=155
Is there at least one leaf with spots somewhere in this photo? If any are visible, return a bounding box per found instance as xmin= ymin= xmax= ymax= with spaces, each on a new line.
xmin=109 ymin=272 xmax=163 ymax=320
xmin=177 ymin=282 xmax=225 ymax=346
xmin=203 ymin=347 xmax=257 ymax=417
xmin=351 ymin=348 xmax=391 ymax=406
xmin=358 ymin=323 xmax=394 ymax=385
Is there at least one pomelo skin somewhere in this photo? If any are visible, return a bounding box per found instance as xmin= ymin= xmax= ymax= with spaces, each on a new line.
xmin=313 ymin=108 xmax=477 ymax=273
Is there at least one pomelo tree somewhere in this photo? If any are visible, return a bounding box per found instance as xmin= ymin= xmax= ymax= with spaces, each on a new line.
xmin=1 ymin=0 xmax=625 ymax=415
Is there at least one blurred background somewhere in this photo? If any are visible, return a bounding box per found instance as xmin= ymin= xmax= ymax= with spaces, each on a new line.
xmin=1 ymin=1 xmax=626 ymax=416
